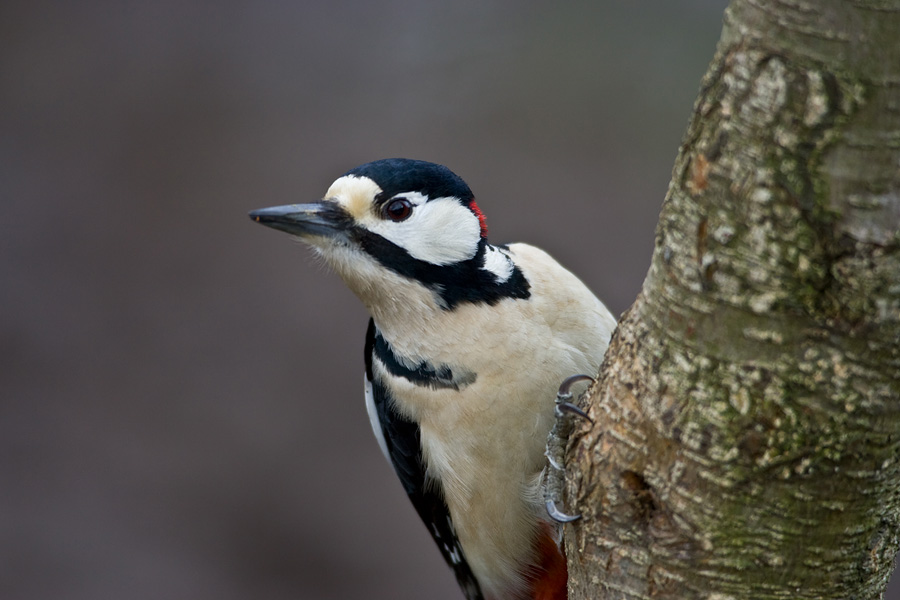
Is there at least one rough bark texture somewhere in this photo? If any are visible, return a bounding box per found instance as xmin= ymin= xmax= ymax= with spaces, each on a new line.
xmin=566 ymin=1 xmax=900 ymax=598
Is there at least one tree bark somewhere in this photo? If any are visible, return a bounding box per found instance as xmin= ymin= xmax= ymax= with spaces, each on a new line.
xmin=566 ymin=1 xmax=900 ymax=598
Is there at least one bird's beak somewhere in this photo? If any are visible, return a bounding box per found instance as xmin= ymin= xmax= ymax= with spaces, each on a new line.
xmin=248 ymin=202 xmax=349 ymax=239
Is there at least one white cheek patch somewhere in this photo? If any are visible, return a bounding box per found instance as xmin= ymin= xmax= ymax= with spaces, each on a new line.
xmin=366 ymin=196 xmax=482 ymax=266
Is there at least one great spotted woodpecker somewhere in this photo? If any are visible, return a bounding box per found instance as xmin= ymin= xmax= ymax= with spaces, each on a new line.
xmin=250 ymin=159 xmax=615 ymax=600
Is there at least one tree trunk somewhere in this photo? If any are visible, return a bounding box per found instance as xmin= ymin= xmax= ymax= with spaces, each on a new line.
xmin=565 ymin=1 xmax=900 ymax=598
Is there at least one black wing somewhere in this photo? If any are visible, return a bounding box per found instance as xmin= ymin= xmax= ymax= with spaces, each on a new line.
xmin=364 ymin=319 xmax=484 ymax=600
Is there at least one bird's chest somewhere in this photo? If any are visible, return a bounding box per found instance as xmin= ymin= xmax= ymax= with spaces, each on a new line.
xmin=369 ymin=301 xmax=561 ymax=466
xmin=372 ymin=345 xmax=554 ymax=596
xmin=370 ymin=327 xmax=556 ymax=504
xmin=367 ymin=295 xmax=584 ymax=596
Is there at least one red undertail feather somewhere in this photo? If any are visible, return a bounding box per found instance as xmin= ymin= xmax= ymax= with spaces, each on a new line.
xmin=525 ymin=523 xmax=568 ymax=600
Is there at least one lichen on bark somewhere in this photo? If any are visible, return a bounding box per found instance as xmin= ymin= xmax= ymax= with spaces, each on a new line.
xmin=565 ymin=1 xmax=900 ymax=598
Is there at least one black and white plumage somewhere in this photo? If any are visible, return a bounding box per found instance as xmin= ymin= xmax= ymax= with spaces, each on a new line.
xmin=250 ymin=159 xmax=616 ymax=600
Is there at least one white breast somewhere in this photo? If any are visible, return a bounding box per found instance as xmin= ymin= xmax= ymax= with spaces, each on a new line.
xmin=373 ymin=242 xmax=616 ymax=599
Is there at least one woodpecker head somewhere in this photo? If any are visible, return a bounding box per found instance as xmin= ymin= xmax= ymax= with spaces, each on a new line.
xmin=250 ymin=158 xmax=529 ymax=309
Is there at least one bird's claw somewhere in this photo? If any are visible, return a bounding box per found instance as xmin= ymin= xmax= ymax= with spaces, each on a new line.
xmin=555 ymin=374 xmax=594 ymax=402
xmin=556 ymin=400 xmax=593 ymax=422
xmin=545 ymin=498 xmax=581 ymax=523
xmin=543 ymin=374 xmax=595 ymax=523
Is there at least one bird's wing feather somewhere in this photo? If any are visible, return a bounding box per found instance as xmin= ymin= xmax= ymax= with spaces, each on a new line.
xmin=364 ymin=319 xmax=484 ymax=600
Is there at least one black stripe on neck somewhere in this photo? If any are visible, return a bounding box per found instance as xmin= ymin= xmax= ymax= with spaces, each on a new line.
xmin=352 ymin=231 xmax=530 ymax=309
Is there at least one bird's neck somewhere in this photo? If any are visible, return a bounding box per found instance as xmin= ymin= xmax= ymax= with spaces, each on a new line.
xmin=327 ymin=240 xmax=527 ymax=361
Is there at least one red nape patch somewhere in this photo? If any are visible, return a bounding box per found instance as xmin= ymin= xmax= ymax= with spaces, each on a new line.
xmin=469 ymin=201 xmax=488 ymax=238
xmin=525 ymin=523 xmax=568 ymax=600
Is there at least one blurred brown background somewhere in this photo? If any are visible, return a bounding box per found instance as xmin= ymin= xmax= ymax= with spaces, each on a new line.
xmin=3 ymin=1 xmax=897 ymax=599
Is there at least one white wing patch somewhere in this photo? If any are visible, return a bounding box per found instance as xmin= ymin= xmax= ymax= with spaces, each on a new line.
xmin=364 ymin=374 xmax=391 ymax=462
xmin=480 ymin=245 xmax=514 ymax=283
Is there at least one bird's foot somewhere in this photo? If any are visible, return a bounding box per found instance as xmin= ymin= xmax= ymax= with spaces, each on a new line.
xmin=543 ymin=374 xmax=594 ymax=523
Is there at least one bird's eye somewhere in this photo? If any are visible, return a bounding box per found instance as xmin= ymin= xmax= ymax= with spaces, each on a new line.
xmin=384 ymin=198 xmax=413 ymax=222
